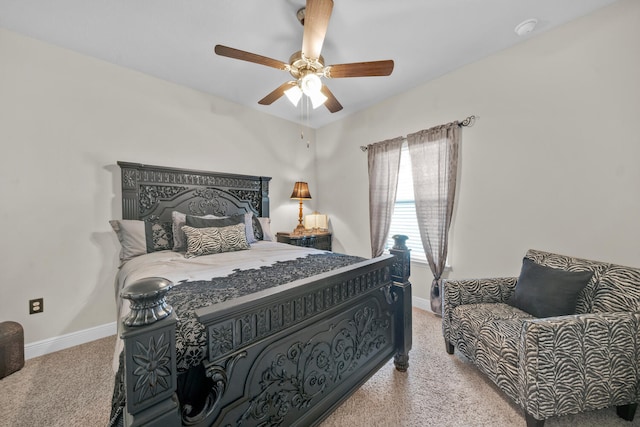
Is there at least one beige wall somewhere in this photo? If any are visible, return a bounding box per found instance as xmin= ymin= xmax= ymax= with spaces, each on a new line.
xmin=0 ymin=29 xmax=319 ymax=344
xmin=316 ymin=0 xmax=640 ymax=302
xmin=2 ymin=0 xmax=638 ymax=344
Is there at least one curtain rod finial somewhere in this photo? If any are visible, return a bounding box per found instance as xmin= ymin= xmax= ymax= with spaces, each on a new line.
xmin=459 ymin=115 xmax=477 ymax=127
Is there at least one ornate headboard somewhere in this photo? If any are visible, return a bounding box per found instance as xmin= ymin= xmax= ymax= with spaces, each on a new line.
xmin=117 ymin=161 xmax=271 ymax=222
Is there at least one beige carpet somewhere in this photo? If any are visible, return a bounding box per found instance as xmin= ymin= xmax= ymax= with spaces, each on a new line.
xmin=321 ymin=308 xmax=637 ymax=427
xmin=0 ymin=309 xmax=636 ymax=426
xmin=0 ymin=334 xmax=115 ymax=427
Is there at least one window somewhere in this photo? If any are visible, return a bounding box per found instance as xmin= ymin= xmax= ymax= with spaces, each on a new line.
xmin=385 ymin=142 xmax=427 ymax=262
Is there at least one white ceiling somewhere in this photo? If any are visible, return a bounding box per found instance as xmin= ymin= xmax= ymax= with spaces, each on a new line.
xmin=0 ymin=0 xmax=619 ymax=129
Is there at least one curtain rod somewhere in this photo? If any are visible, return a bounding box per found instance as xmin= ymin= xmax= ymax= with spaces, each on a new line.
xmin=359 ymin=115 xmax=477 ymax=152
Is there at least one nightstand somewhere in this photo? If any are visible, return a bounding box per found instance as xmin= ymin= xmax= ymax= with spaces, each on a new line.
xmin=276 ymin=231 xmax=332 ymax=251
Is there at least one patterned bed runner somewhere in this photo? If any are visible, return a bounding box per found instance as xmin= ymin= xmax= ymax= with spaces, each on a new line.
xmin=168 ymin=252 xmax=364 ymax=370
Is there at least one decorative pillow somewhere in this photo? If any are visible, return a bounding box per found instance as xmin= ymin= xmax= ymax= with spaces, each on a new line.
xmin=186 ymin=212 xmax=258 ymax=244
xmin=171 ymin=211 xmax=220 ymax=252
xmin=258 ymin=217 xmax=275 ymax=241
xmin=186 ymin=214 xmax=244 ymax=228
xmin=252 ymin=215 xmax=264 ymax=241
xmin=218 ymin=222 xmax=251 ymax=252
xmin=182 ymin=223 xmax=250 ymax=258
xmin=508 ymin=257 xmax=594 ymax=318
xmin=110 ymin=219 xmax=173 ymax=262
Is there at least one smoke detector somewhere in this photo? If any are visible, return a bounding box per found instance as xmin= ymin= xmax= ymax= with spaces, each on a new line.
xmin=515 ymin=19 xmax=537 ymax=36
xmin=296 ymin=7 xmax=306 ymax=26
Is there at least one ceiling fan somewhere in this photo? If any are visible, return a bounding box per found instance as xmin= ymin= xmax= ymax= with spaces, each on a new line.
xmin=214 ymin=0 xmax=394 ymax=113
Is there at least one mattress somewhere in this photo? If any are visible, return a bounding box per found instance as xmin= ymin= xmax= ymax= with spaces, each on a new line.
xmin=113 ymin=241 xmax=364 ymax=371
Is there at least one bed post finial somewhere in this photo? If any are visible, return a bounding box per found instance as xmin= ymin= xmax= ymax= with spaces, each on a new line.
xmin=121 ymin=277 xmax=174 ymax=326
xmin=390 ymin=235 xmax=410 ymax=283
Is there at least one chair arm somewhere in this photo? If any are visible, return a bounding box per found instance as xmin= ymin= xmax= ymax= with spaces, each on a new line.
xmin=441 ymin=277 xmax=517 ymax=345
xmin=519 ymin=312 xmax=640 ymax=420
xmin=442 ymin=277 xmax=517 ymax=312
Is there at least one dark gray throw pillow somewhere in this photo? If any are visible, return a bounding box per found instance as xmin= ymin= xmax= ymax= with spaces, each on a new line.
xmin=508 ymin=257 xmax=594 ymax=318
xmin=185 ymin=214 xmax=244 ymax=228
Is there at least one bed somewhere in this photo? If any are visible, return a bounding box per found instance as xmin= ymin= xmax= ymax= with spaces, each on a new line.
xmin=109 ymin=161 xmax=412 ymax=426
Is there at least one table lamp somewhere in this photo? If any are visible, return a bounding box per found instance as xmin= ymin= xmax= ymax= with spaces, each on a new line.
xmin=290 ymin=181 xmax=311 ymax=234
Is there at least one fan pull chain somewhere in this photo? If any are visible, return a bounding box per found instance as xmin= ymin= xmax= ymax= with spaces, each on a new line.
xmin=305 ymin=97 xmax=311 ymax=148
xmin=299 ymin=96 xmax=311 ymax=149
xmin=299 ymin=97 xmax=306 ymax=146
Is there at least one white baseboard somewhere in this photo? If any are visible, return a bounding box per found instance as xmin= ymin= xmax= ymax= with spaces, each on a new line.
xmin=25 ymin=321 xmax=117 ymax=360
xmin=412 ymin=295 xmax=432 ymax=312
xmin=24 ymin=296 xmax=432 ymax=359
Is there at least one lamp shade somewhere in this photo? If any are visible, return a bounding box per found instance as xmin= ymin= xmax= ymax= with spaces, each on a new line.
xmin=309 ymin=90 xmax=328 ymax=109
xmin=284 ymin=85 xmax=302 ymax=107
xmin=290 ymin=182 xmax=312 ymax=199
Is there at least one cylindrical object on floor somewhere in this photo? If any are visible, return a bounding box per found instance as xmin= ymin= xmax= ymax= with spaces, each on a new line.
xmin=0 ymin=321 xmax=25 ymax=379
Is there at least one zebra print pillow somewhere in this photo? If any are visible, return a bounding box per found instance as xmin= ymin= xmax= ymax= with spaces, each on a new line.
xmin=182 ymin=223 xmax=250 ymax=258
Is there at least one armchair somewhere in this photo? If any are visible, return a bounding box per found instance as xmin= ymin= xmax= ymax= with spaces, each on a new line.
xmin=442 ymin=249 xmax=640 ymax=426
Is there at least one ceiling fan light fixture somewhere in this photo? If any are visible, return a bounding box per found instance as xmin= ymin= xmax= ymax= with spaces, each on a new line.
xmin=300 ymin=73 xmax=322 ymax=97
xmin=214 ymin=0 xmax=390 ymax=115
xmin=284 ymin=85 xmax=303 ymax=106
xmin=309 ymin=90 xmax=328 ymax=109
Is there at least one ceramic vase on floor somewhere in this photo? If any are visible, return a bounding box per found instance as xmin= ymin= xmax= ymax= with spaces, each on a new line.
xmin=430 ymin=280 xmax=442 ymax=316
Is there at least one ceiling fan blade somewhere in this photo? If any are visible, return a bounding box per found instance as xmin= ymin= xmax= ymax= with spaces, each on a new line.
xmin=301 ymin=0 xmax=333 ymax=60
xmin=320 ymin=85 xmax=343 ymax=113
xmin=258 ymin=81 xmax=297 ymax=105
xmin=325 ymin=60 xmax=394 ymax=78
xmin=214 ymin=45 xmax=289 ymax=71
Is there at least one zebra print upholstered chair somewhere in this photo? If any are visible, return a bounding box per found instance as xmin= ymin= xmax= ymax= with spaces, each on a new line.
xmin=442 ymin=249 xmax=640 ymax=427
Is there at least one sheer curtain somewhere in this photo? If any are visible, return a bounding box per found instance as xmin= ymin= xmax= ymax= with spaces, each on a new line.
xmin=407 ymin=122 xmax=460 ymax=315
xmin=367 ymin=137 xmax=404 ymax=257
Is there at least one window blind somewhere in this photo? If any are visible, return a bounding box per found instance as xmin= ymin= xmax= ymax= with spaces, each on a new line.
xmin=385 ymin=143 xmax=427 ymax=262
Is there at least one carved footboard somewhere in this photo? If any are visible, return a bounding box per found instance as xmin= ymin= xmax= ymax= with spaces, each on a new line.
xmin=119 ymin=239 xmax=411 ymax=426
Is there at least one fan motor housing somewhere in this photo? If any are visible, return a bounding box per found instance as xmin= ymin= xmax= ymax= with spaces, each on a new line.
xmin=289 ymin=51 xmax=324 ymax=79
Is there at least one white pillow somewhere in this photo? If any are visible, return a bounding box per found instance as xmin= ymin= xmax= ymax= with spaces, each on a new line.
xmin=244 ymin=212 xmax=257 ymax=244
xmin=258 ymin=217 xmax=275 ymax=241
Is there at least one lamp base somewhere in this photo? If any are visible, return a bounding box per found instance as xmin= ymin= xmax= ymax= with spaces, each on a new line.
xmin=309 ymin=227 xmax=328 ymax=234
xmin=292 ymin=224 xmax=307 ymax=235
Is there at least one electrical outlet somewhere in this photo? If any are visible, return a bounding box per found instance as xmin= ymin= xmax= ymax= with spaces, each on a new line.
xmin=29 ymin=298 xmax=44 ymax=314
